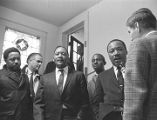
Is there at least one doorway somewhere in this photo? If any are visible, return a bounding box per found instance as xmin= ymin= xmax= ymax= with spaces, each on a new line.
xmin=68 ymin=35 xmax=84 ymax=72
xmin=62 ymin=21 xmax=88 ymax=75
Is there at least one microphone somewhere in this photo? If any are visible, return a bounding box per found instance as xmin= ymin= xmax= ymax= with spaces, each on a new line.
xmin=118 ymin=61 xmax=125 ymax=72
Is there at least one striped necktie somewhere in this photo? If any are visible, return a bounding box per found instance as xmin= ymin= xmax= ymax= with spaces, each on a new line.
xmin=117 ymin=66 xmax=124 ymax=102
xmin=58 ymin=69 xmax=64 ymax=94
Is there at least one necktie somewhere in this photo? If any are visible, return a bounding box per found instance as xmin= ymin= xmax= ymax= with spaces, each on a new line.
xmin=117 ymin=67 xmax=124 ymax=102
xmin=117 ymin=67 xmax=124 ymax=86
xmin=30 ymin=73 xmax=35 ymax=98
xmin=58 ymin=69 xmax=64 ymax=94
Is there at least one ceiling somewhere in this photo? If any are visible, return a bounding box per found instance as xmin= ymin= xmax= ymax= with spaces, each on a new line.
xmin=0 ymin=0 xmax=102 ymax=26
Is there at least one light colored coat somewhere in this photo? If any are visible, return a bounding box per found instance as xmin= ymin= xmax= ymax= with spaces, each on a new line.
xmin=123 ymin=31 xmax=157 ymax=120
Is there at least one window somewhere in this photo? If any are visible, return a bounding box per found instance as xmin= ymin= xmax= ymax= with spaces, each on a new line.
xmin=0 ymin=28 xmax=40 ymax=69
xmin=68 ymin=35 xmax=84 ymax=72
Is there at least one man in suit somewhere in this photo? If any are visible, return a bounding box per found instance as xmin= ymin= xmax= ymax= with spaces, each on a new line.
xmin=87 ymin=53 xmax=106 ymax=120
xmin=0 ymin=47 xmax=33 ymax=120
xmin=35 ymin=46 xmax=89 ymax=120
xmin=95 ymin=39 xmax=127 ymax=120
xmin=22 ymin=53 xmax=43 ymax=120
xmin=22 ymin=53 xmax=43 ymax=97
xmin=22 ymin=53 xmax=43 ymax=119
xmin=123 ymin=8 xmax=157 ymax=120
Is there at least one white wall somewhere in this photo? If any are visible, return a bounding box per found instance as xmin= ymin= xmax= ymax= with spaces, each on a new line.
xmin=71 ymin=28 xmax=84 ymax=44
xmin=59 ymin=11 xmax=89 ymax=76
xmin=88 ymin=0 xmax=157 ymax=71
xmin=59 ymin=0 xmax=157 ymax=78
xmin=0 ymin=5 xmax=59 ymax=73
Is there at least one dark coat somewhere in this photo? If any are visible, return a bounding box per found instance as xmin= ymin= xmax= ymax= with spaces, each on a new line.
xmin=0 ymin=66 xmax=33 ymax=120
xmin=95 ymin=67 xmax=123 ymax=120
xmin=35 ymin=68 xmax=90 ymax=120
xmin=21 ymin=65 xmax=41 ymax=120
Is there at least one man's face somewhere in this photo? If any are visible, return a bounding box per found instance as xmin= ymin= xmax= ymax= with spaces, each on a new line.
xmin=53 ymin=47 xmax=68 ymax=69
xmin=28 ymin=55 xmax=43 ymax=72
xmin=108 ymin=41 xmax=127 ymax=67
xmin=6 ymin=52 xmax=21 ymax=71
xmin=127 ymin=26 xmax=140 ymax=40
xmin=92 ymin=55 xmax=104 ymax=71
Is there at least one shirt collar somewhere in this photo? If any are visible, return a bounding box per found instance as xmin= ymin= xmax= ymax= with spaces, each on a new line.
xmin=26 ymin=67 xmax=32 ymax=75
xmin=94 ymin=72 xmax=98 ymax=76
xmin=56 ymin=66 xmax=68 ymax=74
xmin=26 ymin=67 xmax=40 ymax=77
xmin=145 ymin=30 xmax=157 ymax=37
xmin=113 ymin=65 xmax=125 ymax=73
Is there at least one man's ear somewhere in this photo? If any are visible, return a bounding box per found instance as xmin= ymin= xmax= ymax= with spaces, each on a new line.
xmin=135 ymin=22 xmax=141 ymax=33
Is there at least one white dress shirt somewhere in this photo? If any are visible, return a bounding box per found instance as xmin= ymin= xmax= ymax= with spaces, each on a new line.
xmin=56 ymin=66 xmax=68 ymax=90
xmin=113 ymin=66 xmax=125 ymax=80
xmin=26 ymin=67 xmax=40 ymax=95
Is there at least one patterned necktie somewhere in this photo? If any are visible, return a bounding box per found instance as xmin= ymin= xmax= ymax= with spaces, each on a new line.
xmin=117 ymin=67 xmax=124 ymax=102
xmin=58 ymin=69 xmax=64 ymax=94
xmin=117 ymin=67 xmax=124 ymax=86
xmin=30 ymin=73 xmax=35 ymax=98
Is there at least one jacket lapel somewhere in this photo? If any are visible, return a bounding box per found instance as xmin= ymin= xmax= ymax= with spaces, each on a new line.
xmin=19 ymin=73 xmax=28 ymax=88
xmin=61 ymin=68 xmax=74 ymax=95
xmin=62 ymin=72 xmax=72 ymax=94
xmin=7 ymin=71 xmax=21 ymax=85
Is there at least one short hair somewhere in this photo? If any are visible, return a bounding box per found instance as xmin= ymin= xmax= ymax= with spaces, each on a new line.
xmin=107 ymin=39 xmax=127 ymax=52
xmin=92 ymin=53 xmax=106 ymax=65
xmin=126 ymin=8 xmax=156 ymax=29
xmin=54 ymin=46 xmax=69 ymax=55
xmin=27 ymin=53 xmax=42 ymax=63
xmin=3 ymin=47 xmax=20 ymax=61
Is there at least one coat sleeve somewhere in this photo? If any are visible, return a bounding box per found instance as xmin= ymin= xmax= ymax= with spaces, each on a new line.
xmin=34 ymin=76 xmax=45 ymax=120
xmin=123 ymin=40 xmax=150 ymax=120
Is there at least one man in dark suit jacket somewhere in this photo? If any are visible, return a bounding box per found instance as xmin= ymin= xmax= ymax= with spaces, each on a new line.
xmin=0 ymin=47 xmax=33 ymax=120
xmin=22 ymin=53 xmax=43 ymax=96
xmin=22 ymin=53 xmax=43 ymax=120
xmin=95 ymin=39 xmax=127 ymax=120
xmin=35 ymin=46 xmax=89 ymax=120
xmin=123 ymin=8 xmax=157 ymax=120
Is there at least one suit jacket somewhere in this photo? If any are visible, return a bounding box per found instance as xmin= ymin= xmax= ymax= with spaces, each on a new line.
xmin=87 ymin=74 xmax=99 ymax=120
xmin=0 ymin=66 xmax=33 ymax=120
xmin=88 ymin=74 xmax=98 ymax=104
xmin=22 ymin=65 xmax=41 ymax=96
xmin=123 ymin=31 xmax=157 ymax=120
xmin=35 ymin=67 xmax=90 ymax=120
xmin=95 ymin=68 xmax=123 ymax=120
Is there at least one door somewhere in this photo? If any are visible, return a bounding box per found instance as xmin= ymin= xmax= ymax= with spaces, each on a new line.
xmin=68 ymin=36 xmax=84 ymax=72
